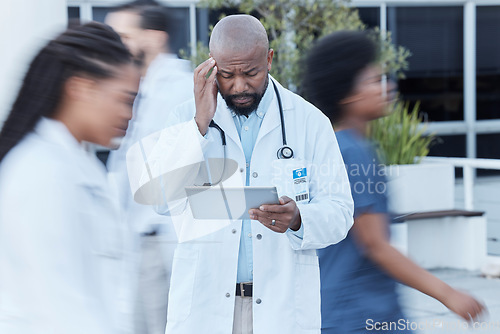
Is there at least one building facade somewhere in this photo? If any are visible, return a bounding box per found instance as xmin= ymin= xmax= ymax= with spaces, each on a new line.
xmin=66 ymin=0 xmax=500 ymax=162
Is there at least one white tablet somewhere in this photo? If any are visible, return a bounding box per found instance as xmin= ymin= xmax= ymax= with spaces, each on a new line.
xmin=185 ymin=186 xmax=279 ymax=220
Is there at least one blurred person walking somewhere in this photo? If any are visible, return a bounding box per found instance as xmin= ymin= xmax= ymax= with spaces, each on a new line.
xmin=105 ymin=1 xmax=193 ymax=333
xmin=0 ymin=22 xmax=139 ymax=334
xmin=302 ymin=31 xmax=486 ymax=334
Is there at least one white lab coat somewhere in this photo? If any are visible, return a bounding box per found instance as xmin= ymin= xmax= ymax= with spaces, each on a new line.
xmin=108 ymin=53 xmax=193 ymax=235
xmin=107 ymin=54 xmax=193 ymax=332
xmin=130 ymin=77 xmax=354 ymax=334
xmin=0 ymin=118 xmax=126 ymax=334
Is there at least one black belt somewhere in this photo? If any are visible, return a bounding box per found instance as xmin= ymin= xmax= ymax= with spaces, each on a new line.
xmin=235 ymin=283 xmax=253 ymax=297
xmin=141 ymin=230 xmax=157 ymax=237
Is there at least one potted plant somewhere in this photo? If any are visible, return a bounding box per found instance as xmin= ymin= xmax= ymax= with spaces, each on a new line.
xmin=368 ymin=101 xmax=455 ymax=214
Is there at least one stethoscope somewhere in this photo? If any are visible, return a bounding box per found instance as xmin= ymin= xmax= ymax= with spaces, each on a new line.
xmin=201 ymin=80 xmax=293 ymax=187
xmin=209 ymin=79 xmax=294 ymax=160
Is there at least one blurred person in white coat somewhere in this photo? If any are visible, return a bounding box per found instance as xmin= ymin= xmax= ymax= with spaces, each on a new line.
xmin=105 ymin=2 xmax=193 ymax=333
xmin=129 ymin=15 xmax=354 ymax=334
xmin=0 ymin=22 xmax=139 ymax=334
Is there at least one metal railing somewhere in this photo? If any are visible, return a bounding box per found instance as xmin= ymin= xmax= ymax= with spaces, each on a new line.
xmin=422 ymin=156 xmax=500 ymax=211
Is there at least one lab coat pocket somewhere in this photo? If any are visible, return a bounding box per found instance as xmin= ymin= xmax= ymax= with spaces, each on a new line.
xmin=167 ymin=247 xmax=199 ymax=323
xmin=294 ymin=251 xmax=321 ymax=330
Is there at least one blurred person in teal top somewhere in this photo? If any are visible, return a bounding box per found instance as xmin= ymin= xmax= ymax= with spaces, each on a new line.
xmin=302 ymin=31 xmax=486 ymax=334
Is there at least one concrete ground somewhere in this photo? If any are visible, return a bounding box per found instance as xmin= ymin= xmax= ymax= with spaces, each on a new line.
xmin=398 ymin=269 xmax=500 ymax=333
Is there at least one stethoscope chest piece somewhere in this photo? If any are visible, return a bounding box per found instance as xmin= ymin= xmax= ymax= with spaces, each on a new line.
xmin=277 ymin=145 xmax=294 ymax=159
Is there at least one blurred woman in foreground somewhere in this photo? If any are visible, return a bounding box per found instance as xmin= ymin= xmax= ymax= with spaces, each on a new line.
xmin=303 ymin=31 xmax=485 ymax=334
xmin=0 ymin=22 xmax=139 ymax=334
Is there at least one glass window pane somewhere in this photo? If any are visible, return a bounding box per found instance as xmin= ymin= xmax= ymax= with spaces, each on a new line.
xmin=389 ymin=6 xmax=464 ymax=122
xmin=357 ymin=7 xmax=380 ymax=29
xmin=168 ymin=7 xmax=191 ymax=55
xmin=68 ymin=6 xmax=80 ymax=20
xmin=477 ymin=133 xmax=500 ymax=159
xmin=92 ymin=7 xmax=113 ymax=23
xmin=477 ymin=133 xmax=500 ymax=175
xmin=196 ymin=8 xmax=209 ymax=46
xmin=429 ymin=134 xmax=466 ymax=158
xmin=477 ymin=6 xmax=500 ymax=120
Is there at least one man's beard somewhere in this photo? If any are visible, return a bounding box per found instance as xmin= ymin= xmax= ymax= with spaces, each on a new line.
xmin=222 ymin=77 xmax=269 ymax=117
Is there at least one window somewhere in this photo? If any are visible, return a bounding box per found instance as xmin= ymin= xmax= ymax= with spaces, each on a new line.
xmin=357 ymin=7 xmax=380 ymax=29
xmin=477 ymin=6 xmax=500 ymax=120
xmin=477 ymin=133 xmax=500 ymax=160
xmin=92 ymin=7 xmax=114 ymax=23
xmin=68 ymin=6 xmax=80 ymax=20
xmin=389 ymin=6 xmax=464 ymax=122
xmin=196 ymin=8 xmax=209 ymax=46
xmin=429 ymin=134 xmax=466 ymax=158
xmin=168 ymin=7 xmax=191 ymax=55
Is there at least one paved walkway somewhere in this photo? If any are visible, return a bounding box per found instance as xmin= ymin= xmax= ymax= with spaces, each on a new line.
xmin=398 ymin=269 xmax=500 ymax=333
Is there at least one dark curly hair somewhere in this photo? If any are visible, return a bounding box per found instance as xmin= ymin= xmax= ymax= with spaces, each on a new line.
xmin=0 ymin=21 xmax=132 ymax=162
xmin=302 ymin=31 xmax=377 ymax=124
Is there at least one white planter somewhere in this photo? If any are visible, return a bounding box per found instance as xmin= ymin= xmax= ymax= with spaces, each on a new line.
xmin=384 ymin=163 xmax=455 ymax=214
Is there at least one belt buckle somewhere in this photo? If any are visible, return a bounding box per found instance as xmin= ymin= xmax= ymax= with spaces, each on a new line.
xmin=239 ymin=282 xmax=246 ymax=296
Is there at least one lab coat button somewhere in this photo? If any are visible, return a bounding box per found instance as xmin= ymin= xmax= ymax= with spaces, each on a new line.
xmin=256 ymin=298 xmax=262 ymax=304
xmin=232 ymin=229 xmax=237 ymax=234
xmin=256 ymin=234 xmax=262 ymax=240
xmin=226 ymin=293 xmax=231 ymax=298
xmin=252 ymin=172 xmax=258 ymax=178
xmin=240 ymin=168 xmax=244 ymax=173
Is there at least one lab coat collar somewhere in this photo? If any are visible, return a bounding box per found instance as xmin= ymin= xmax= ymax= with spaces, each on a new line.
xmin=35 ymin=117 xmax=85 ymax=154
xmin=34 ymin=117 xmax=109 ymax=187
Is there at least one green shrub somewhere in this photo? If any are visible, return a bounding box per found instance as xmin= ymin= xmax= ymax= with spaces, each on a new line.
xmin=368 ymin=101 xmax=435 ymax=165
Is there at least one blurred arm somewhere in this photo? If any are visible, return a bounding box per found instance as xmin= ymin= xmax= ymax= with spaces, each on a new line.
xmin=352 ymin=213 xmax=486 ymax=321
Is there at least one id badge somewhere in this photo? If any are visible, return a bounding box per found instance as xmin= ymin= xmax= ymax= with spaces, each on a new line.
xmin=272 ymin=159 xmax=310 ymax=203
xmin=292 ymin=167 xmax=309 ymax=202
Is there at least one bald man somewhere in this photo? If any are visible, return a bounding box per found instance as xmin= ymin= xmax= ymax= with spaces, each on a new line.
xmin=131 ymin=14 xmax=354 ymax=334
